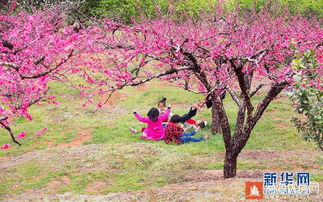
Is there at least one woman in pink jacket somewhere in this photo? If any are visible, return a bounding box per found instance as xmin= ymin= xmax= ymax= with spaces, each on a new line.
xmin=132 ymin=106 xmax=171 ymax=141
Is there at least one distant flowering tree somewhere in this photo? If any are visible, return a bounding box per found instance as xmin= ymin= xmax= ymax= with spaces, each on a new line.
xmin=0 ymin=8 xmax=94 ymax=146
xmin=86 ymin=9 xmax=322 ymax=178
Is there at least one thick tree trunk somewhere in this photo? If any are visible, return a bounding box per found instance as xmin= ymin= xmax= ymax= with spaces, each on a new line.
xmin=211 ymin=105 xmax=222 ymax=134
xmin=223 ymin=150 xmax=238 ymax=178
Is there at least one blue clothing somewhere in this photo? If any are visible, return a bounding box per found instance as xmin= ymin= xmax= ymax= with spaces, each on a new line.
xmin=178 ymin=131 xmax=205 ymax=143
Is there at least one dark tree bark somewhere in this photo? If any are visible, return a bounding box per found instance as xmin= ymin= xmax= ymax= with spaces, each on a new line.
xmin=224 ymin=150 xmax=237 ymax=178
xmin=211 ymin=105 xmax=222 ymax=134
xmin=221 ymin=81 xmax=288 ymax=179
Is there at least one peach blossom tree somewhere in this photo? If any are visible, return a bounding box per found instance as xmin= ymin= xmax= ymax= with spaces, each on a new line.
xmin=0 ymin=7 xmax=96 ymax=147
xmin=88 ymin=9 xmax=322 ymax=178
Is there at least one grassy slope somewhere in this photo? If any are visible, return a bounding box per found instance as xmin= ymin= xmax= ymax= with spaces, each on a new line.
xmin=0 ymin=80 xmax=322 ymax=200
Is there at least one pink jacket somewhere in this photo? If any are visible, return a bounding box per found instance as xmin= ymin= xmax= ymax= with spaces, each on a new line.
xmin=134 ymin=108 xmax=170 ymax=140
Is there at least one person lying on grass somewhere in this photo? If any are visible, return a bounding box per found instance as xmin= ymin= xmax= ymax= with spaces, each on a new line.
xmin=158 ymin=97 xmax=207 ymax=130
xmin=164 ymin=114 xmax=209 ymax=144
xmin=132 ymin=106 xmax=171 ymax=141
xmin=179 ymin=100 xmax=208 ymax=131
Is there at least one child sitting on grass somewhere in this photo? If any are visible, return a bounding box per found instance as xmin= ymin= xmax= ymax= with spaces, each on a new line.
xmin=164 ymin=114 xmax=209 ymax=144
xmin=157 ymin=97 xmax=173 ymax=127
xmin=132 ymin=106 xmax=171 ymax=141
xmin=129 ymin=98 xmax=207 ymax=135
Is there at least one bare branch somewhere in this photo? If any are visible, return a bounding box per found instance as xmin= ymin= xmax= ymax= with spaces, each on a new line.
xmin=102 ymin=66 xmax=193 ymax=104
xmin=242 ymin=48 xmax=268 ymax=61
xmin=0 ymin=61 xmax=19 ymax=71
xmin=242 ymin=48 xmax=278 ymax=80
xmin=248 ymin=81 xmax=288 ymax=132
xmin=0 ymin=121 xmax=21 ymax=146
xmin=51 ymin=74 xmax=82 ymax=95
xmin=21 ymin=49 xmax=74 ymax=79
xmin=102 ymin=43 xmax=135 ymax=51
xmin=250 ymin=84 xmax=264 ymax=97
xmin=34 ymin=56 xmax=45 ymax=65
xmin=204 ymin=73 xmax=236 ymax=97
xmin=102 ymin=89 xmax=116 ymax=105
xmin=225 ymin=86 xmax=241 ymax=107
xmin=173 ymin=77 xmax=202 ymax=94
xmin=128 ymin=66 xmax=192 ymax=87
xmin=0 ymin=116 xmax=8 ymax=121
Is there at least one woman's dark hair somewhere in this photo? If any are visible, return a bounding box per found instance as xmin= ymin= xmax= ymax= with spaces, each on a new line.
xmin=147 ymin=107 xmax=159 ymax=122
xmin=170 ymin=114 xmax=181 ymax=123
xmin=158 ymin=97 xmax=167 ymax=106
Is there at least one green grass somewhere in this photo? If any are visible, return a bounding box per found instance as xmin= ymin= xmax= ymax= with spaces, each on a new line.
xmin=1 ymin=80 xmax=316 ymax=155
xmin=311 ymin=173 xmax=323 ymax=182
xmin=0 ymin=79 xmax=321 ymax=198
xmin=16 ymin=161 xmax=42 ymax=176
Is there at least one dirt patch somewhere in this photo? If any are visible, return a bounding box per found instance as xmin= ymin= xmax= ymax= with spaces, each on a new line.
xmin=184 ymin=170 xmax=265 ymax=183
xmin=0 ymin=156 xmax=10 ymax=162
xmin=135 ymin=80 xmax=177 ymax=92
xmin=106 ymin=123 xmax=114 ymax=127
xmin=184 ymin=170 xmax=224 ymax=182
xmin=61 ymin=176 xmax=71 ymax=185
xmin=55 ymin=129 xmax=92 ymax=148
xmin=47 ymin=177 xmax=71 ymax=191
xmin=85 ymin=181 xmax=107 ymax=193
xmin=276 ymin=123 xmax=290 ymax=130
xmin=102 ymin=91 xmax=128 ymax=107
xmin=47 ymin=180 xmax=62 ymax=190
xmin=12 ymin=176 xmax=322 ymax=201
xmin=102 ymin=82 xmax=153 ymax=107
xmin=239 ymin=150 xmax=315 ymax=161
xmin=24 ymin=189 xmax=34 ymax=193
xmin=271 ymin=115 xmax=280 ymax=120
xmin=171 ymin=103 xmax=193 ymax=110
xmin=135 ymin=82 xmax=150 ymax=91
xmin=265 ymin=109 xmax=279 ymax=114
xmin=44 ymin=141 xmax=54 ymax=148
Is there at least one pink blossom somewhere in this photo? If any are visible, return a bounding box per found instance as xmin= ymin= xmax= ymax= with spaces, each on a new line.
xmin=34 ymin=127 xmax=47 ymax=136
xmin=25 ymin=114 xmax=33 ymax=121
xmin=0 ymin=144 xmax=10 ymax=150
xmin=9 ymin=2 xmax=17 ymax=12
xmin=52 ymin=101 xmax=60 ymax=105
xmin=87 ymin=76 xmax=95 ymax=84
xmin=16 ymin=131 xmax=27 ymax=139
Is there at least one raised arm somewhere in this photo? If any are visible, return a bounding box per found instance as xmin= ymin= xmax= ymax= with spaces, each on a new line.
xmin=134 ymin=112 xmax=150 ymax=123
xmin=180 ymin=107 xmax=197 ymax=123
xmin=159 ymin=107 xmax=171 ymax=121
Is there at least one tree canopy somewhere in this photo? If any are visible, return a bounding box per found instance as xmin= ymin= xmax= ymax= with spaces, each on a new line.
xmin=0 ymin=1 xmax=322 ymax=178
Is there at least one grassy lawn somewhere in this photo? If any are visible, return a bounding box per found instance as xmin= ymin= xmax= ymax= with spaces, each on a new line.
xmin=0 ymin=80 xmax=321 ymax=199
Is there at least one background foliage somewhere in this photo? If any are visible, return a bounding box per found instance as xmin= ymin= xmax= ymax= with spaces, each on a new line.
xmin=2 ymin=0 xmax=322 ymax=22
xmin=288 ymin=50 xmax=323 ymax=151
